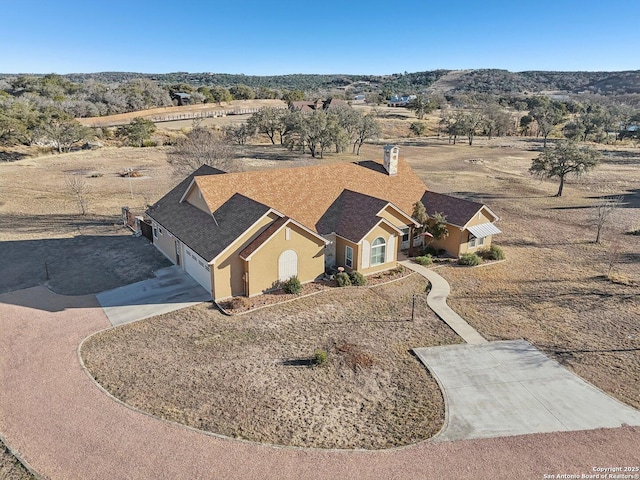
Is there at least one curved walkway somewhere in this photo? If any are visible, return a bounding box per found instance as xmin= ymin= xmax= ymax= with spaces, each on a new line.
xmin=1 ymin=287 xmax=639 ymax=479
xmin=400 ymin=260 xmax=487 ymax=344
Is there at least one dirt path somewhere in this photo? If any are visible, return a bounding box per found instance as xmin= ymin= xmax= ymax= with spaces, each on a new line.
xmin=1 ymin=286 xmax=639 ymax=479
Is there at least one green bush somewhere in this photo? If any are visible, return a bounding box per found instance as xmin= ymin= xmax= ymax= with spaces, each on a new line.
xmin=142 ymin=139 xmax=158 ymax=147
xmin=390 ymin=264 xmax=405 ymax=275
xmin=478 ymin=245 xmax=505 ymax=261
xmin=415 ymin=255 xmax=432 ymax=266
xmin=335 ymin=272 xmax=352 ymax=287
xmin=282 ymin=276 xmax=302 ymax=294
xmin=348 ymin=271 xmax=367 ymax=286
xmin=409 ymin=121 xmax=426 ymax=136
xmin=458 ymin=253 xmax=482 ymax=266
xmin=314 ymin=349 xmax=328 ymax=366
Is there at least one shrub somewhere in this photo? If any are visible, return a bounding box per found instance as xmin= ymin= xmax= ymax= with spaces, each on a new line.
xmin=348 ymin=271 xmax=367 ymax=286
xmin=222 ymin=296 xmax=249 ymax=311
xmin=422 ymin=245 xmax=445 ymax=256
xmin=409 ymin=121 xmax=426 ymax=136
xmin=628 ymin=225 xmax=640 ymax=236
xmin=314 ymin=349 xmax=328 ymax=366
xmin=415 ymin=255 xmax=432 ymax=266
xmin=458 ymin=253 xmax=482 ymax=266
xmin=335 ymin=272 xmax=352 ymax=287
xmin=282 ymin=276 xmax=302 ymax=294
xmin=478 ymin=245 xmax=505 ymax=261
xmin=142 ymin=139 xmax=158 ymax=147
xmin=390 ymin=264 xmax=405 ymax=275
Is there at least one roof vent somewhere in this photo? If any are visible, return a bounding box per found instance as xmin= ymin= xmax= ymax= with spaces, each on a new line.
xmin=383 ymin=145 xmax=399 ymax=176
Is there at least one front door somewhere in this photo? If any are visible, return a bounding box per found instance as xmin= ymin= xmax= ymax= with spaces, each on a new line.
xmin=278 ymin=250 xmax=298 ymax=281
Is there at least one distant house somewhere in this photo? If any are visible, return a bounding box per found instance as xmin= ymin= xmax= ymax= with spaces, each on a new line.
xmin=147 ymin=146 xmax=501 ymax=301
xmin=388 ymin=95 xmax=417 ymax=107
xmin=172 ymin=92 xmax=191 ymax=106
xmin=291 ymin=98 xmax=349 ymax=112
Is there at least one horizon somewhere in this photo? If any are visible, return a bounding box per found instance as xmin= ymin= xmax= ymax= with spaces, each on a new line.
xmin=2 ymin=1 xmax=639 ymax=75
xmin=3 ymin=67 xmax=640 ymax=76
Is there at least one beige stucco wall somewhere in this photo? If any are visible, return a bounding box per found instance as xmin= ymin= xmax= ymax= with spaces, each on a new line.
xmin=460 ymin=231 xmax=493 ymax=255
xmin=377 ymin=205 xmax=413 ymax=229
xmin=335 ymin=237 xmax=359 ymax=271
xmin=464 ymin=208 xmax=497 ymax=228
xmin=359 ymin=222 xmax=399 ymax=275
xmin=245 ymin=224 xmax=326 ymax=296
xmin=212 ymin=212 xmax=280 ymax=300
xmin=184 ymin=185 xmax=210 ymax=213
xmin=152 ymin=221 xmax=178 ymax=263
xmin=430 ymin=226 xmax=463 ymax=256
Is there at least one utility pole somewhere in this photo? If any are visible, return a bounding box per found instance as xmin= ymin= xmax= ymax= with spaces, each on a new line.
xmin=411 ymin=294 xmax=416 ymax=321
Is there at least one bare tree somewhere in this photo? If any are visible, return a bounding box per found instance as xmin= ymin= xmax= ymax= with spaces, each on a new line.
xmin=65 ymin=175 xmax=90 ymax=215
xmin=594 ymin=195 xmax=623 ymax=243
xmin=169 ymin=121 xmax=234 ymax=175
xmin=606 ymin=240 xmax=622 ymax=278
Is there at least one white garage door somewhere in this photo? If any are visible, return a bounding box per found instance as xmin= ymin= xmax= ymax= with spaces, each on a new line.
xmin=184 ymin=247 xmax=212 ymax=292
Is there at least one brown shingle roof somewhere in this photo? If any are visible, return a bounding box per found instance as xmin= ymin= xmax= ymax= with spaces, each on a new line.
xmin=193 ymin=159 xmax=428 ymax=235
xmin=239 ymin=216 xmax=289 ymax=260
xmin=316 ymin=190 xmax=390 ymax=242
xmin=147 ymin=165 xmax=272 ymax=261
xmin=420 ymin=191 xmax=486 ymax=227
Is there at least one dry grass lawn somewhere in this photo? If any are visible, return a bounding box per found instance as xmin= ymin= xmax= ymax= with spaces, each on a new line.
xmin=359 ymin=138 xmax=640 ymax=410
xmin=82 ymin=274 xmax=462 ymax=449
xmin=2 ymin=118 xmax=639 ymax=448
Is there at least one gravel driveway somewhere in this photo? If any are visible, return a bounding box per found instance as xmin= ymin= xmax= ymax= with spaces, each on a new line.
xmin=1 ymin=287 xmax=639 ymax=479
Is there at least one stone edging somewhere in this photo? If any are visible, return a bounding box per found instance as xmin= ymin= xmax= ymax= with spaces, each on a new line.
xmin=0 ymin=431 xmax=44 ymax=480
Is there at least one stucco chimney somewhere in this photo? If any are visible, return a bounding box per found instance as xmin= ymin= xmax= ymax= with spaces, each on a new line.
xmin=383 ymin=145 xmax=399 ymax=176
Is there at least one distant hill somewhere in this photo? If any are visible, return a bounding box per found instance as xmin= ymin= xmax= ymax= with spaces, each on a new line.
xmin=432 ymin=69 xmax=640 ymax=95
xmin=2 ymin=69 xmax=637 ymax=96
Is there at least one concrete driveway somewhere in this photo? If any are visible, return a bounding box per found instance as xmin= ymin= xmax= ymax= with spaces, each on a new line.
xmin=96 ymin=266 xmax=210 ymax=326
xmin=414 ymin=340 xmax=640 ymax=442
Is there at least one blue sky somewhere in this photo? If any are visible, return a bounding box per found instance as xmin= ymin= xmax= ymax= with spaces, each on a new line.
xmin=1 ymin=0 xmax=638 ymax=74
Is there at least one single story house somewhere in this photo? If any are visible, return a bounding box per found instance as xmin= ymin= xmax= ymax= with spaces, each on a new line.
xmin=388 ymin=95 xmax=417 ymax=107
xmin=147 ymin=146 xmax=500 ymax=301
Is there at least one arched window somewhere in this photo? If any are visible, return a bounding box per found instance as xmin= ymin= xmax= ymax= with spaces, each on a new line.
xmin=278 ymin=250 xmax=298 ymax=281
xmin=370 ymin=237 xmax=386 ymax=266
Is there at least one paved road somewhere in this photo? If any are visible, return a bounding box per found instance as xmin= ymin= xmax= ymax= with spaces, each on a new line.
xmin=96 ymin=266 xmax=210 ymax=326
xmin=414 ymin=341 xmax=640 ymax=441
xmin=1 ymin=287 xmax=639 ymax=479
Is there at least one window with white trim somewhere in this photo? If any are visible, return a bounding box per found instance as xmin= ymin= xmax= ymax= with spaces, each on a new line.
xmin=153 ymin=225 xmax=158 ymax=239
xmin=345 ymin=245 xmax=353 ymax=268
xmin=478 ymin=236 xmax=484 ymax=246
xmin=401 ymin=227 xmax=410 ymax=242
xmin=469 ymin=234 xmax=477 ymax=248
xmin=370 ymin=237 xmax=386 ymax=266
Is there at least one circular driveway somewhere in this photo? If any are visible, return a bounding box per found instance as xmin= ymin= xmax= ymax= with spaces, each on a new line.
xmin=1 ymin=287 xmax=639 ymax=479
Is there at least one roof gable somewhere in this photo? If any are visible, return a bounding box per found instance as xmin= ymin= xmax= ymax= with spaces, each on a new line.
xmin=239 ymin=217 xmax=328 ymax=260
xmin=148 ymin=185 xmax=272 ymax=261
xmin=317 ymin=190 xmax=392 ymax=242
